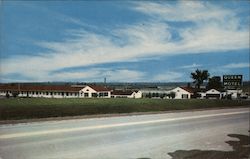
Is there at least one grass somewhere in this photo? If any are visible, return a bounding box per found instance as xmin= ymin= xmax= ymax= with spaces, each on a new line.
xmin=0 ymin=98 xmax=249 ymax=120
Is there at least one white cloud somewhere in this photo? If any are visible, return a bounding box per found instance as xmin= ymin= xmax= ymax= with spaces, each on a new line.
xmin=209 ymin=62 xmax=249 ymax=76
xmin=180 ymin=63 xmax=202 ymax=69
xmin=0 ymin=66 xmax=146 ymax=83
xmin=51 ymin=69 xmax=145 ymax=82
xmin=1 ymin=1 xmax=249 ymax=82
xmin=152 ymin=72 xmax=183 ymax=82
xmin=134 ymin=1 xmax=236 ymax=26
xmin=105 ymin=69 xmax=145 ymax=82
xmin=209 ymin=68 xmax=231 ymax=75
xmin=223 ymin=62 xmax=250 ymax=69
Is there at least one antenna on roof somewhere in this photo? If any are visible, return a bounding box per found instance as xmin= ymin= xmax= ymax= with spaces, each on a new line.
xmin=104 ymin=77 xmax=106 ymax=85
xmin=18 ymin=83 xmax=20 ymax=94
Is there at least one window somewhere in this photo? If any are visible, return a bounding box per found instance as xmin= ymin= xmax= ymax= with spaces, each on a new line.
xmin=92 ymin=93 xmax=98 ymax=97
xmin=36 ymin=92 xmax=38 ymax=95
xmin=62 ymin=92 xmax=64 ymax=96
xmin=182 ymin=94 xmax=188 ymax=99
xmin=50 ymin=92 xmax=53 ymax=95
xmin=66 ymin=92 xmax=69 ymax=96
xmin=84 ymin=93 xmax=89 ymax=97
xmin=99 ymin=93 xmax=103 ymax=97
xmin=104 ymin=92 xmax=108 ymax=96
xmin=46 ymin=92 xmax=49 ymax=95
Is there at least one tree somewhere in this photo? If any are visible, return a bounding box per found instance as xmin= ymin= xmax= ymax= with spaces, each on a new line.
xmin=12 ymin=92 xmax=19 ymax=98
xmin=191 ymin=69 xmax=210 ymax=89
xmin=169 ymin=92 xmax=176 ymax=99
xmin=6 ymin=93 xmax=10 ymax=98
xmin=207 ymin=76 xmax=223 ymax=90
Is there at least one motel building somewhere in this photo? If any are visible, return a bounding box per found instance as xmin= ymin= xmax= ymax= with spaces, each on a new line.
xmin=170 ymin=87 xmax=194 ymax=99
xmin=111 ymin=90 xmax=142 ymax=98
xmin=198 ymin=89 xmax=224 ymax=99
xmin=0 ymin=84 xmax=112 ymax=98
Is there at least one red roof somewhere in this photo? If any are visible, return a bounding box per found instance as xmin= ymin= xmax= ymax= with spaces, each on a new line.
xmin=112 ymin=90 xmax=134 ymax=95
xmin=88 ymin=85 xmax=112 ymax=92
xmin=0 ymin=84 xmax=84 ymax=92
xmin=180 ymin=87 xmax=194 ymax=93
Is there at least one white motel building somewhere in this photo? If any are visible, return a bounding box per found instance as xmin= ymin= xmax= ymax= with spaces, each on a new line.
xmin=0 ymin=84 xmax=112 ymax=98
xmin=0 ymin=84 xmax=246 ymax=99
xmin=0 ymin=84 xmax=204 ymax=99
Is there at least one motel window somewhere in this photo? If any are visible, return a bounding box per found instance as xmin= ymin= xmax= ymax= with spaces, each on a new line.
xmin=46 ymin=92 xmax=48 ymax=95
xmin=36 ymin=92 xmax=38 ymax=95
xmin=152 ymin=93 xmax=156 ymax=97
xmin=155 ymin=93 xmax=159 ymax=97
xmin=182 ymin=94 xmax=188 ymax=99
xmin=99 ymin=93 xmax=103 ymax=97
xmin=62 ymin=92 xmax=64 ymax=96
xmin=66 ymin=92 xmax=69 ymax=96
xmin=104 ymin=92 xmax=108 ymax=96
xmin=75 ymin=93 xmax=78 ymax=96
xmin=50 ymin=92 xmax=53 ymax=95
xmin=84 ymin=93 xmax=89 ymax=97
xmin=92 ymin=93 xmax=97 ymax=97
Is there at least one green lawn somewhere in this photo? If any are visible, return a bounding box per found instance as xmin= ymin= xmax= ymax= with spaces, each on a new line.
xmin=0 ymin=98 xmax=249 ymax=120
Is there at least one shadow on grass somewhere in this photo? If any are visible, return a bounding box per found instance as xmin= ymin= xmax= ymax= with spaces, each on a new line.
xmin=168 ymin=133 xmax=250 ymax=159
xmin=136 ymin=132 xmax=250 ymax=159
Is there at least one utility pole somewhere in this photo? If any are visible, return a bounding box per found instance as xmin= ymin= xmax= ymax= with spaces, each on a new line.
xmin=104 ymin=77 xmax=107 ymax=87
xmin=18 ymin=83 xmax=20 ymax=94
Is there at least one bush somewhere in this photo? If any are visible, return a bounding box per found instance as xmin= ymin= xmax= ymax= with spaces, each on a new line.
xmin=6 ymin=93 xmax=10 ymax=98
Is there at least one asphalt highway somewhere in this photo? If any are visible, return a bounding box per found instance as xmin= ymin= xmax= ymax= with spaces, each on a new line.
xmin=0 ymin=107 xmax=249 ymax=159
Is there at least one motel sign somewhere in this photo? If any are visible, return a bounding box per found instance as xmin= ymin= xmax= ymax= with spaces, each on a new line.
xmin=223 ymin=75 xmax=242 ymax=88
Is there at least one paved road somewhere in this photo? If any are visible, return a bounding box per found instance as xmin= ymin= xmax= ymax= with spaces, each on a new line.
xmin=0 ymin=108 xmax=249 ymax=159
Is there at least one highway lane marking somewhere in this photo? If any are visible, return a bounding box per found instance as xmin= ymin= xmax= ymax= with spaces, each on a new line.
xmin=0 ymin=110 xmax=248 ymax=139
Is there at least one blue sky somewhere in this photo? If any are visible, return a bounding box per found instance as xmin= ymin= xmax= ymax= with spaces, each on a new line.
xmin=0 ymin=1 xmax=249 ymax=82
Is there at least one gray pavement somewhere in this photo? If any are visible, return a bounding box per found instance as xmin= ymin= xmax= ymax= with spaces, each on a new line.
xmin=0 ymin=108 xmax=249 ymax=159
